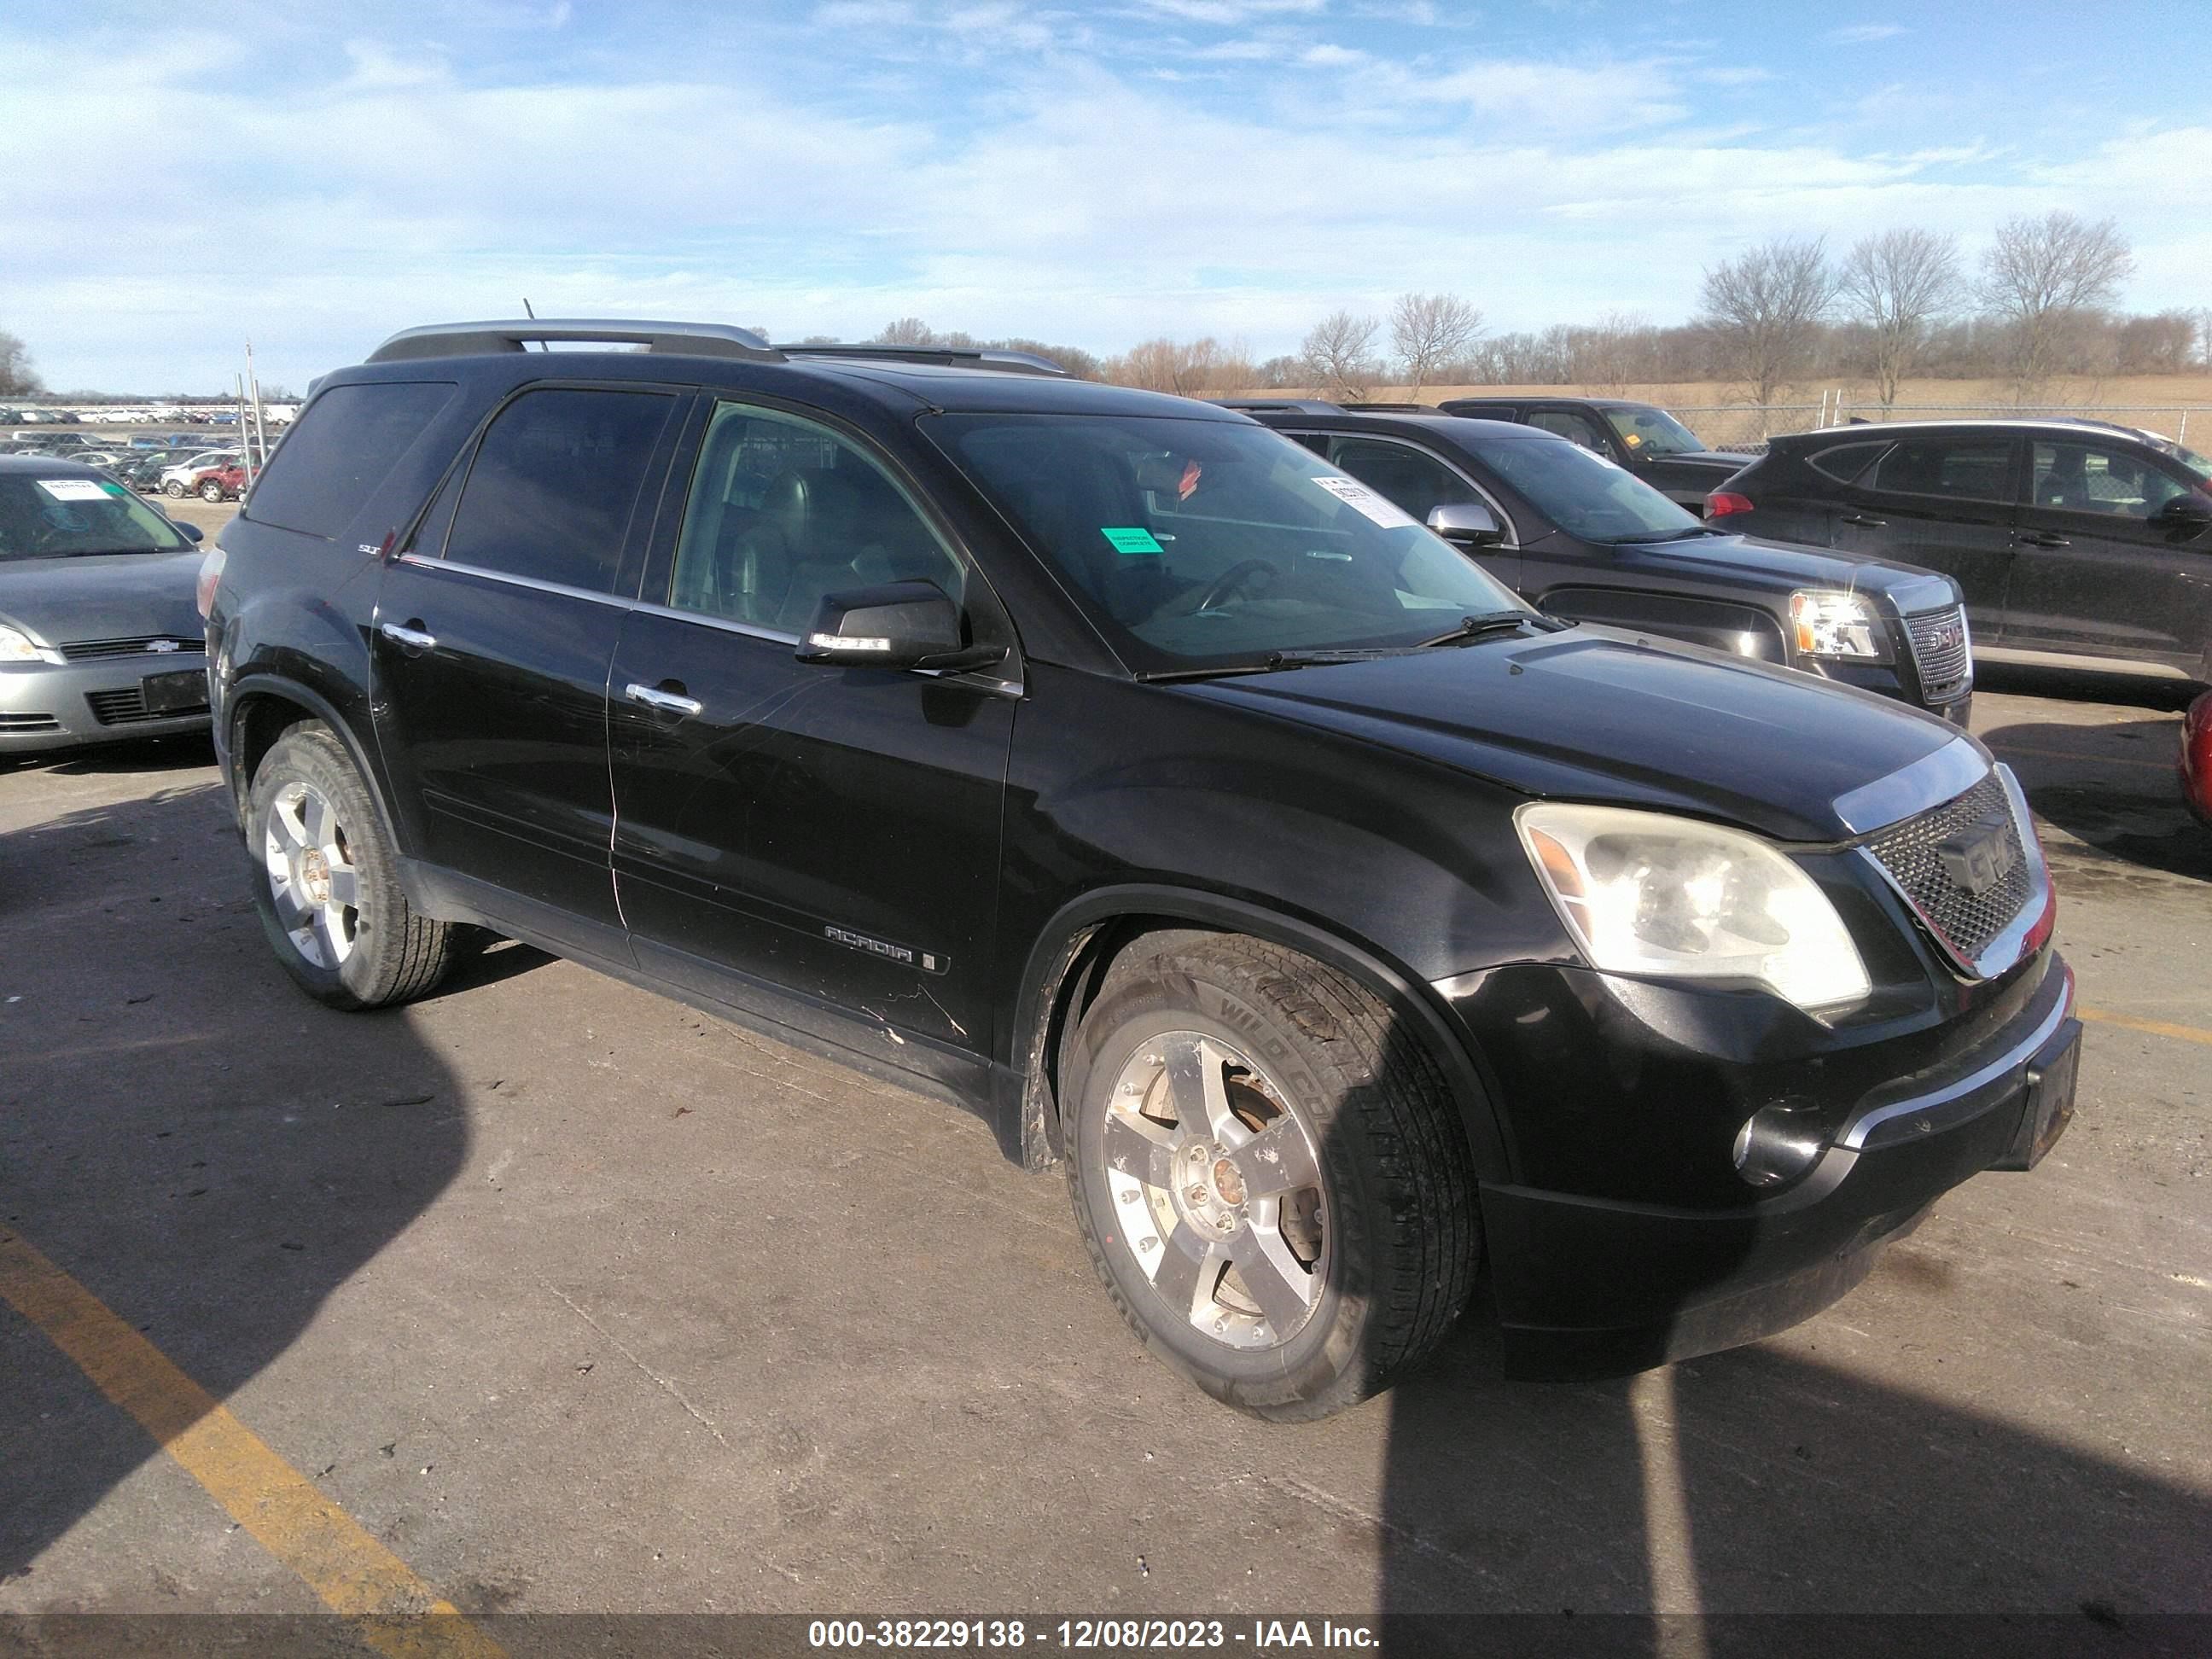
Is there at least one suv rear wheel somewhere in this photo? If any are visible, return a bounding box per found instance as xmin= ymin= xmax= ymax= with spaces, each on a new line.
xmin=1063 ymin=935 xmax=1478 ymax=1420
xmin=161 ymin=478 xmax=187 ymax=498
xmin=247 ymin=722 xmax=463 ymax=1009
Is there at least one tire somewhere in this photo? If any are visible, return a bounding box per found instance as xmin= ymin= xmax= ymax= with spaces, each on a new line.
xmin=162 ymin=479 xmax=187 ymax=498
xmin=245 ymin=721 xmax=462 ymax=1010
xmin=1063 ymin=934 xmax=1478 ymax=1421
xmin=199 ymin=479 xmax=224 ymax=501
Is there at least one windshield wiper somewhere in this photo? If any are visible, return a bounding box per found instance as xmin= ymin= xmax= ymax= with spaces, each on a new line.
xmin=56 ymin=545 xmax=176 ymax=557
xmin=1417 ymin=610 xmax=1560 ymax=647
xmin=1136 ymin=647 xmax=1409 ymax=683
xmin=1606 ymin=527 xmax=1726 ymax=544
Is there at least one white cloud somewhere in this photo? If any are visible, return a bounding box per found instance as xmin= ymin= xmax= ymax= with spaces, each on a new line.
xmin=1825 ymin=23 xmax=1907 ymax=44
xmin=1300 ymin=42 xmax=1365 ymax=66
xmin=1126 ymin=0 xmax=1325 ymax=22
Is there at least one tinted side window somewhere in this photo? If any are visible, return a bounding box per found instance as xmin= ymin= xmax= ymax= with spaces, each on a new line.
xmin=1807 ymin=440 xmax=1891 ymax=485
xmin=1326 ymin=437 xmax=1478 ymax=524
xmin=1866 ymin=437 xmax=2012 ymax=504
xmin=444 ymin=388 xmax=673 ymax=596
xmin=1528 ymin=410 xmax=1610 ymax=451
xmin=666 ymin=402 xmax=963 ymax=633
xmin=2029 ymin=441 xmax=2194 ymax=519
xmin=244 ymin=381 xmax=457 ymax=538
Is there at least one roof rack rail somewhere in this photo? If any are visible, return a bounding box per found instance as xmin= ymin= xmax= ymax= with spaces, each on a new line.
xmin=773 ymin=343 xmax=1067 ymax=377
xmin=364 ymin=319 xmax=786 ymax=365
xmin=1208 ymin=398 xmax=1342 ymax=414
xmin=1341 ymin=401 xmax=1434 ymax=413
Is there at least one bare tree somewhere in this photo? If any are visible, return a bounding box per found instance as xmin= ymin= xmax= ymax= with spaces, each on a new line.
xmin=1103 ymin=337 xmax=1254 ymax=395
xmin=1566 ymin=311 xmax=1660 ymax=393
xmin=0 ymin=330 xmax=41 ymax=399
xmin=1697 ymin=236 xmax=1837 ymax=420
xmin=1838 ymin=229 xmax=1962 ymax=410
xmin=1301 ymin=311 xmax=1380 ymax=399
xmin=874 ymin=317 xmax=936 ymax=346
xmin=1388 ymin=293 xmax=1481 ymax=399
xmin=1979 ymin=212 xmax=2134 ymax=395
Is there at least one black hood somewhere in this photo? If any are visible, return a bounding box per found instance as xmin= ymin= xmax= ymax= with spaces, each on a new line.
xmin=0 ymin=550 xmax=207 ymax=645
xmin=1186 ymin=626 xmax=1975 ymax=842
xmin=1603 ymin=531 xmax=1961 ymax=609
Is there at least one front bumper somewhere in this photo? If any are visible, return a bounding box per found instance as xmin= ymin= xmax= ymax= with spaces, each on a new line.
xmin=0 ymin=654 xmax=212 ymax=753
xmin=1475 ymin=954 xmax=2076 ymax=1378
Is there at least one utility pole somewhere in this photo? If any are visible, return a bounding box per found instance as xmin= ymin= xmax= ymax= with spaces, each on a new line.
xmin=245 ymin=341 xmax=269 ymax=477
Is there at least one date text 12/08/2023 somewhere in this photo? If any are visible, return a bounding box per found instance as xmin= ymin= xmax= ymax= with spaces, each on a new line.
xmin=806 ymin=1619 xmax=1380 ymax=1652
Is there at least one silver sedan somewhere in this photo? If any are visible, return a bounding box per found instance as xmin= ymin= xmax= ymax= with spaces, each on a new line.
xmin=0 ymin=457 xmax=212 ymax=754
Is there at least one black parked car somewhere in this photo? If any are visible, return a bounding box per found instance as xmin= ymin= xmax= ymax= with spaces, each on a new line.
xmin=1433 ymin=395 xmax=1760 ymax=513
xmin=1714 ymin=420 xmax=2212 ymax=684
xmin=1222 ymin=401 xmax=1973 ymax=723
xmin=203 ymin=320 xmax=2078 ymax=1419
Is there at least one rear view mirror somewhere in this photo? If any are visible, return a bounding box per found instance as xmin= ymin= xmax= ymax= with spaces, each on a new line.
xmin=796 ymin=579 xmax=1007 ymax=672
xmin=1427 ymin=501 xmax=1505 ymax=548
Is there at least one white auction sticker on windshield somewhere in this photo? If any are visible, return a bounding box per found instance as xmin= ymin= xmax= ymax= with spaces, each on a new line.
xmin=36 ymin=479 xmax=112 ymax=502
xmin=1311 ymin=475 xmax=1417 ymax=529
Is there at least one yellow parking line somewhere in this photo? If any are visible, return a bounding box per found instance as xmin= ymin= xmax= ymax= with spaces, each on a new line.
xmin=2080 ymin=1007 xmax=2212 ymax=1047
xmin=0 ymin=1229 xmax=504 ymax=1659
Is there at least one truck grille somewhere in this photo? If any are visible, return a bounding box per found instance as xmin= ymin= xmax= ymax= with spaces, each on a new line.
xmin=1865 ymin=771 xmax=2034 ymax=969
xmin=57 ymin=636 xmax=204 ymax=662
xmin=1903 ymin=605 xmax=1972 ymax=702
xmin=85 ymin=687 xmax=209 ymax=725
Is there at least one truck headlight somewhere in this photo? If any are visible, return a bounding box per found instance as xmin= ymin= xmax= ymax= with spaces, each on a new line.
xmin=1517 ymin=803 xmax=1871 ymax=1011
xmin=1789 ymin=589 xmax=1884 ymax=659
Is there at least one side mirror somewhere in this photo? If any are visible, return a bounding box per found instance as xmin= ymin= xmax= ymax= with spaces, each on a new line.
xmin=1427 ymin=501 xmax=1505 ymax=549
xmin=2153 ymin=494 xmax=2212 ymax=530
xmin=796 ymin=579 xmax=1007 ymax=672
xmin=175 ymin=521 xmax=203 ymax=544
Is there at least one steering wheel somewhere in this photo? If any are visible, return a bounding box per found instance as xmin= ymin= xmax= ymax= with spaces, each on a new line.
xmin=1193 ymin=559 xmax=1278 ymax=612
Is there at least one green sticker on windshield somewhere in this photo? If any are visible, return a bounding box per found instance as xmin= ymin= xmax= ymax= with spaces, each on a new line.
xmin=1100 ymin=526 xmax=1164 ymax=556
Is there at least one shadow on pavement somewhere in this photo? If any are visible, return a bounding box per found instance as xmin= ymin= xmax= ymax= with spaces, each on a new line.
xmin=1981 ymin=713 xmax=2210 ymax=884
xmin=1972 ymin=663 xmax=2199 ymax=713
xmin=0 ymin=762 xmax=473 ymax=1601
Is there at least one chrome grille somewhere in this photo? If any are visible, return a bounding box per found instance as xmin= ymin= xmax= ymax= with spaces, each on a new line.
xmin=1903 ymin=605 xmax=1972 ymax=702
xmin=1866 ymin=771 xmax=2033 ymax=968
xmin=57 ymin=635 xmax=203 ymax=662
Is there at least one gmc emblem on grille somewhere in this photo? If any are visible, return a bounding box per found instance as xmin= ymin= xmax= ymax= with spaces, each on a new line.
xmin=1936 ymin=812 xmax=2017 ymax=897
xmin=1927 ymin=623 xmax=1961 ymax=653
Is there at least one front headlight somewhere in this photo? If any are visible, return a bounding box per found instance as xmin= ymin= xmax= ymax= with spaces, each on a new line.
xmin=1789 ymin=589 xmax=1884 ymax=659
xmin=1517 ymin=803 xmax=1871 ymax=1011
xmin=0 ymin=625 xmax=58 ymax=665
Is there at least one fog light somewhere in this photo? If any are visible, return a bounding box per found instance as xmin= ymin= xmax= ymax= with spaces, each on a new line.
xmin=1732 ymin=1100 xmax=1831 ymax=1189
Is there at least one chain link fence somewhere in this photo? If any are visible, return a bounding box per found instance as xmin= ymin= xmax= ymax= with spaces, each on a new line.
xmin=1664 ymin=403 xmax=2210 ymax=453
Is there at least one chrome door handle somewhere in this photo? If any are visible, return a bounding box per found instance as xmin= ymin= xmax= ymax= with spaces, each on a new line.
xmin=379 ymin=621 xmax=437 ymax=651
xmin=1841 ymin=513 xmax=1887 ymax=527
xmin=2016 ymin=533 xmax=2071 ymax=548
xmin=625 ymin=682 xmax=702 ymax=718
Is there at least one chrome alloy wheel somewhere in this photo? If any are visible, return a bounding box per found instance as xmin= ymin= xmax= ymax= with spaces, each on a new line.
xmin=262 ymin=779 xmax=359 ymax=969
xmin=1100 ymin=1031 xmax=1329 ymax=1351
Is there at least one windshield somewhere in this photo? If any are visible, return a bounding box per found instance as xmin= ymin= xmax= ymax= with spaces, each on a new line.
xmin=0 ymin=474 xmax=195 ymax=560
xmin=1604 ymin=406 xmax=1707 ymax=458
xmin=1477 ymin=437 xmax=1704 ymax=542
xmin=930 ymin=413 xmax=1525 ymax=668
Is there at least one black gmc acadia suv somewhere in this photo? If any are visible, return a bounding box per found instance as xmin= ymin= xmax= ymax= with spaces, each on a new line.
xmin=1220 ymin=400 xmax=1973 ymax=724
xmin=201 ymin=320 xmax=2080 ymax=1420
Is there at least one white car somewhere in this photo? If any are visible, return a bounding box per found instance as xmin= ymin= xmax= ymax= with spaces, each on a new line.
xmin=159 ymin=451 xmax=241 ymax=497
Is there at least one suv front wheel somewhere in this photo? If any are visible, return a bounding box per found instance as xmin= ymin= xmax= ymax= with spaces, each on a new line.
xmin=1063 ymin=935 xmax=1479 ymax=1420
xmin=247 ymin=722 xmax=463 ymax=1009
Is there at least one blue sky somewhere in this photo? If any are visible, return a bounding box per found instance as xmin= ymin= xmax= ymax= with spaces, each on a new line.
xmin=7 ymin=0 xmax=2209 ymax=391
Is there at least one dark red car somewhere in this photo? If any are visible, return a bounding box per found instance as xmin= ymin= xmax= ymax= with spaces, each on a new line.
xmin=2184 ymin=692 xmax=2212 ymax=827
xmin=193 ymin=462 xmax=247 ymax=502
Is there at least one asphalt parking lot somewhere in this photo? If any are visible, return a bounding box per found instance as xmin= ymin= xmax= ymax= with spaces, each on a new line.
xmin=2 ymin=655 xmax=2206 ymax=1639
